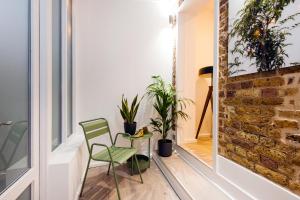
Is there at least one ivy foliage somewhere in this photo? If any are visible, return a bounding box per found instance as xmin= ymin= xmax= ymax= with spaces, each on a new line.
xmin=229 ymin=0 xmax=300 ymax=75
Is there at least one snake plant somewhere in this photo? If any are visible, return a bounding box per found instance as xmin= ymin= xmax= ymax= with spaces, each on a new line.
xmin=118 ymin=94 xmax=143 ymax=124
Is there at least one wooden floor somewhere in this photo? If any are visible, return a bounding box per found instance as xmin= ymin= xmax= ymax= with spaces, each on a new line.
xmin=160 ymin=153 xmax=231 ymax=200
xmin=181 ymin=137 xmax=213 ymax=167
xmin=80 ymin=161 xmax=179 ymax=200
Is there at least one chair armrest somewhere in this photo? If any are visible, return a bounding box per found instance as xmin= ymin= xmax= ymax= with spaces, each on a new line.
xmin=113 ymin=133 xmax=130 ymax=145
xmin=91 ymin=143 xmax=111 ymax=156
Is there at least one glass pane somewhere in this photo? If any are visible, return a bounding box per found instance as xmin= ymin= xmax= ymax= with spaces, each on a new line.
xmin=17 ymin=185 xmax=31 ymax=200
xmin=67 ymin=0 xmax=73 ymax=136
xmin=52 ymin=0 xmax=62 ymax=150
xmin=0 ymin=0 xmax=30 ymax=194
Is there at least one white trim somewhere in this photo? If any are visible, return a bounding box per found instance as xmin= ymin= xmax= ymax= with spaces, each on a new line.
xmin=175 ymin=146 xmax=253 ymax=200
xmin=61 ymin=0 xmax=68 ymax=143
xmin=31 ymin=0 xmax=41 ymax=197
xmin=212 ymin=0 xmax=219 ymax=173
xmin=71 ymin=0 xmax=77 ymax=135
xmin=0 ymin=0 xmax=40 ymax=198
xmin=61 ymin=0 xmax=74 ymax=140
xmin=218 ymin=156 xmax=300 ymax=200
xmin=39 ymin=0 xmax=53 ymax=199
xmin=175 ymin=0 xmax=218 ymax=171
xmin=61 ymin=0 xmax=74 ymax=141
xmin=0 ymin=169 xmax=37 ymax=200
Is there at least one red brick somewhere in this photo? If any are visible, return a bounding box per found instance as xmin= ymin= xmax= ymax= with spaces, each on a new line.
xmin=226 ymin=82 xmax=241 ymax=90
xmin=261 ymin=156 xmax=278 ymax=170
xmin=226 ymin=90 xmax=236 ymax=98
xmin=288 ymin=77 xmax=295 ymax=85
xmin=261 ymin=88 xmax=278 ymax=98
xmin=219 ymin=91 xmax=225 ymax=98
xmin=241 ymin=81 xmax=253 ymax=89
xmin=232 ymin=138 xmax=254 ymax=149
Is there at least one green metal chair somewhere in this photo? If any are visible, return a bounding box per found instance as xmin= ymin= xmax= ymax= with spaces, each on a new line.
xmin=79 ymin=118 xmax=143 ymax=199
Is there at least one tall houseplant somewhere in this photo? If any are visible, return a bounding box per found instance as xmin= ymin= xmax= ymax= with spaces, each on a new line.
xmin=229 ymin=0 xmax=300 ymax=75
xmin=147 ymin=76 xmax=191 ymax=157
xmin=118 ymin=94 xmax=143 ymax=135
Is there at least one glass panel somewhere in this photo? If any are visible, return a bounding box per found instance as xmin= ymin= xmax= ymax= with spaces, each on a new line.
xmin=17 ymin=185 xmax=31 ymax=200
xmin=0 ymin=0 xmax=30 ymax=194
xmin=52 ymin=0 xmax=62 ymax=150
xmin=67 ymin=0 xmax=73 ymax=136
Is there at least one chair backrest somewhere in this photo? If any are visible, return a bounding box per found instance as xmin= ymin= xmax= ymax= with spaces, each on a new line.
xmin=79 ymin=118 xmax=113 ymax=153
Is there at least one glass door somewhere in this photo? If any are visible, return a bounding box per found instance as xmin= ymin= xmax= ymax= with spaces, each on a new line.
xmin=0 ymin=0 xmax=39 ymax=199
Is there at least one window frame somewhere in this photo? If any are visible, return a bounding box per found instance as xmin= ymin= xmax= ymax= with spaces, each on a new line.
xmin=51 ymin=0 xmax=63 ymax=150
xmin=52 ymin=0 xmax=75 ymax=150
xmin=61 ymin=0 xmax=74 ymax=140
xmin=0 ymin=0 xmax=40 ymax=199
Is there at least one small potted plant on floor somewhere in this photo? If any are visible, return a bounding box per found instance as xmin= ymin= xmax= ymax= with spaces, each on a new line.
xmin=118 ymin=94 xmax=143 ymax=135
xmin=147 ymin=76 xmax=191 ymax=157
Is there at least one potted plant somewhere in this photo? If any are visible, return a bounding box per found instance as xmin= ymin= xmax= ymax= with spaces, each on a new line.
xmin=147 ymin=76 xmax=191 ymax=157
xmin=118 ymin=94 xmax=143 ymax=135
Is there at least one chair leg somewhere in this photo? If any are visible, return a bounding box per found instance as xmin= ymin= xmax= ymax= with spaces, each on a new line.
xmin=80 ymin=157 xmax=91 ymax=197
xmin=111 ymin=162 xmax=121 ymax=200
xmin=107 ymin=162 xmax=111 ymax=175
xmin=134 ymin=154 xmax=143 ymax=184
xmin=131 ymin=156 xmax=134 ymax=176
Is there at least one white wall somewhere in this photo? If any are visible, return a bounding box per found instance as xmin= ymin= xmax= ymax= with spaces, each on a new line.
xmin=176 ymin=0 xmax=214 ymax=144
xmin=45 ymin=1 xmax=174 ymax=199
xmin=74 ymin=0 xmax=174 ymax=153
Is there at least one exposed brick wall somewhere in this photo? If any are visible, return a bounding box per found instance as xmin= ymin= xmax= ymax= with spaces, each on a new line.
xmin=218 ymin=0 xmax=300 ymax=195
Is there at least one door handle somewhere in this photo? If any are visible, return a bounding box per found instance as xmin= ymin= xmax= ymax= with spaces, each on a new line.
xmin=0 ymin=121 xmax=13 ymax=126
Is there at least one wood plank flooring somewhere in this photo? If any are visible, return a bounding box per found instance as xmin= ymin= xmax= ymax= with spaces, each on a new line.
xmin=160 ymin=153 xmax=231 ymax=200
xmin=80 ymin=161 xmax=179 ymax=200
xmin=181 ymin=137 xmax=213 ymax=166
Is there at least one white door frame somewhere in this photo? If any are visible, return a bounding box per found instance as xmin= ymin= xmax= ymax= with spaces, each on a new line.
xmin=175 ymin=0 xmax=218 ymax=170
xmin=0 ymin=0 xmax=40 ymax=199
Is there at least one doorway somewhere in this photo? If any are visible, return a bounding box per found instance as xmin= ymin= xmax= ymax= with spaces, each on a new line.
xmin=176 ymin=0 xmax=214 ymax=167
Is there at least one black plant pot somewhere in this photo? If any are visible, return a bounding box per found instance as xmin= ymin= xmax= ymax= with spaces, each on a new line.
xmin=127 ymin=154 xmax=149 ymax=174
xmin=124 ymin=122 xmax=137 ymax=135
xmin=158 ymin=139 xmax=172 ymax=157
